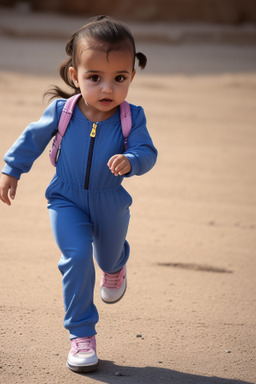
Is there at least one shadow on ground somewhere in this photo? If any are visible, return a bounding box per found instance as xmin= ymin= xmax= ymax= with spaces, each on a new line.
xmin=77 ymin=360 xmax=254 ymax=384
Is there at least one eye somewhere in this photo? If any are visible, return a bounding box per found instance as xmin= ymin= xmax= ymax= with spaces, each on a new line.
xmin=115 ymin=75 xmax=126 ymax=83
xmin=90 ymin=75 xmax=101 ymax=82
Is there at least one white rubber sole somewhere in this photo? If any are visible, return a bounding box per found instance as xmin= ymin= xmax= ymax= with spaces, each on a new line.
xmin=101 ymin=281 xmax=127 ymax=304
xmin=66 ymin=360 xmax=99 ymax=373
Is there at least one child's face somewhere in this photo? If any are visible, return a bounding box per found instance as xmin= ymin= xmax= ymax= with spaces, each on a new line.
xmin=69 ymin=39 xmax=136 ymax=121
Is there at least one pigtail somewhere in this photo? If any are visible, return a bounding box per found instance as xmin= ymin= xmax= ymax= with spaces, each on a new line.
xmin=135 ymin=52 xmax=147 ymax=69
xmin=44 ymin=33 xmax=80 ymax=101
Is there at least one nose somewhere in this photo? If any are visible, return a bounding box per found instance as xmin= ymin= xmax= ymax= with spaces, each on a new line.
xmin=102 ymin=81 xmax=112 ymax=94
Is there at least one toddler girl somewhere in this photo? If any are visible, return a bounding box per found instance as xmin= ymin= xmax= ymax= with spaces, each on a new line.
xmin=0 ymin=16 xmax=157 ymax=372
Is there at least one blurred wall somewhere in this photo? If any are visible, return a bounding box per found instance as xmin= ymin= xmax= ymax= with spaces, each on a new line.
xmin=1 ymin=0 xmax=256 ymax=23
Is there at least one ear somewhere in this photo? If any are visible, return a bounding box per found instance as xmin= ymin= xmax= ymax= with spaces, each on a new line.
xmin=69 ymin=67 xmax=79 ymax=87
xmin=131 ymin=70 xmax=136 ymax=82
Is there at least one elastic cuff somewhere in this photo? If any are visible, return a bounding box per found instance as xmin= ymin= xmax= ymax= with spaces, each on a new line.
xmin=2 ymin=164 xmax=21 ymax=180
xmin=124 ymin=153 xmax=139 ymax=177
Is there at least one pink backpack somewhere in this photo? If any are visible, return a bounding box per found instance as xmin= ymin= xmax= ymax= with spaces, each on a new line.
xmin=49 ymin=93 xmax=132 ymax=167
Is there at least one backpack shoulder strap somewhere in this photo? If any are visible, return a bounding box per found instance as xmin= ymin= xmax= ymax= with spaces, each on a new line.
xmin=58 ymin=93 xmax=81 ymax=136
xmin=49 ymin=93 xmax=81 ymax=166
xmin=120 ymin=101 xmax=132 ymax=150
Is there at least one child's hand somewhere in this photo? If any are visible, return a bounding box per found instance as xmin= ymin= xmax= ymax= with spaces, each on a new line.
xmin=0 ymin=174 xmax=18 ymax=206
xmin=107 ymin=154 xmax=131 ymax=176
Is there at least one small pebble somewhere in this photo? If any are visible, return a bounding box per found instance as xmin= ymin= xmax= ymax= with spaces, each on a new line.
xmin=115 ymin=372 xmax=124 ymax=376
xmin=225 ymin=350 xmax=231 ymax=354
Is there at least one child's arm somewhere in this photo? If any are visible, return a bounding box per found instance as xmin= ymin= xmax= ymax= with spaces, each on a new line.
xmin=2 ymin=99 xmax=63 ymax=181
xmin=108 ymin=105 xmax=157 ymax=177
xmin=0 ymin=174 xmax=18 ymax=206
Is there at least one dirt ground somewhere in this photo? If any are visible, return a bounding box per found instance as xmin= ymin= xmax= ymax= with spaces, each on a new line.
xmin=0 ymin=14 xmax=256 ymax=384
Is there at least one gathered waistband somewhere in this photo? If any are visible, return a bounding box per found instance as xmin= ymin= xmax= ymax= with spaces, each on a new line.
xmin=54 ymin=173 xmax=124 ymax=193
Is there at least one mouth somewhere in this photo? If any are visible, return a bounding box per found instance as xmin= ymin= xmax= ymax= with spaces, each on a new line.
xmin=99 ymin=98 xmax=113 ymax=106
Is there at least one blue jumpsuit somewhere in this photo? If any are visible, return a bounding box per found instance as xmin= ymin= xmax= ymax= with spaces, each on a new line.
xmin=2 ymin=99 xmax=157 ymax=339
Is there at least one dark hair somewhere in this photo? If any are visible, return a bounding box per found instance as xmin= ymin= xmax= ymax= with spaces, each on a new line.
xmin=45 ymin=15 xmax=147 ymax=100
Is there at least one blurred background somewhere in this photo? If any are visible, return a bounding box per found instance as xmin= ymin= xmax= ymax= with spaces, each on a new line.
xmin=1 ymin=0 xmax=256 ymax=23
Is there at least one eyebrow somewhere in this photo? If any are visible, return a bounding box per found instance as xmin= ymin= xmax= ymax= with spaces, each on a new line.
xmin=85 ymin=70 xmax=131 ymax=74
xmin=116 ymin=70 xmax=130 ymax=74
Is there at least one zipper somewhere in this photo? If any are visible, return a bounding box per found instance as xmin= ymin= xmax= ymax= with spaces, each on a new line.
xmin=84 ymin=123 xmax=98 ymax=190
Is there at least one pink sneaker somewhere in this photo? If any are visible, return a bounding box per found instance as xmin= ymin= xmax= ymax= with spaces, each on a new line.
xmin=100 ymin=265 xmax=127 ymax=304
xmin=67 ymin=336 xmax=98 ymax=372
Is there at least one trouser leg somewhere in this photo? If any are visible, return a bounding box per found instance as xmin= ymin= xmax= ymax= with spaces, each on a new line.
xmin=91 ymin=188 xmax=131 ymax=273
xmin=48 ymin=199 xmax=99 ymax=339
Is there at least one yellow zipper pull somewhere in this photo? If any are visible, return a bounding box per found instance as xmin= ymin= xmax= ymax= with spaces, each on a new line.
xmin=90 ymin=123 xmax=97 ymax=138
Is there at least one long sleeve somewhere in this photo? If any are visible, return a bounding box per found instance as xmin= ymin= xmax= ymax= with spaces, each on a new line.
xmin=124 ymin=105 xmax=157 ymax=177
xmin=2 ymin=99 xmax=63 ymax=179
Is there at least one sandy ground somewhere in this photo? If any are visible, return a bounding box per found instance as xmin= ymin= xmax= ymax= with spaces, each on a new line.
xmin=0 ymin=13 xmax=256 ymax=384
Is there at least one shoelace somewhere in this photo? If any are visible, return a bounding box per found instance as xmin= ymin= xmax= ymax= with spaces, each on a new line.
xmin=71 ymin=337 xmax=95 ymax=354
xmin=101 ymin=268 xmax=124 ymax=289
